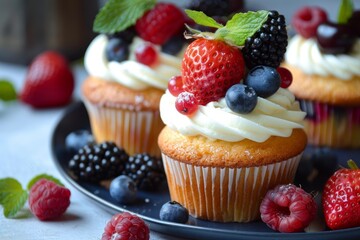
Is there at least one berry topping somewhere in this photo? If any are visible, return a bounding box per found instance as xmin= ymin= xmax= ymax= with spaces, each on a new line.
xmin=65 ymin=130 xmax=94 ymax=155
xmin=175 ymin=92 xmax=199 ymax=116
xmin=322 ymin=160 xmax=360 ymax=230
xmin=110 ymin=175 xmax=137 ymax=204
xmin=168 ymin=76 xmax=184 ymax=97
xmin=292 ymin=7 xmax=328 ymax=39
xmin=225 ymin=84 xmax=258 ymax=114
xmin=162 ymin=34 xmax=186 ymax=56
xmin=348 ymin=10 xmax=360 ymax=37
xmin=182 ymin=39 xmax=245 ymax=105
xmin=159 ymin=201 xmax=189 ymax=224
xmin=244 ymin=66 xmax=281 ymax=98
xmin=106 ymin=27 xmax=136 ymax=44
xmin=122 ymin=153 xmax=165 ymax=191
xmin=276 ymin=67 xmax=293 ymax=88
xmin=105 ymin=37 xmax=130 ymax=62
xmin=316 ymin=21 xmax=356 ymax=54
xmin=135 ymin=3 xmax=185 ymax=45
xmin=20 ymin=51 xmax=74 ymax=108
xmin=186 ymin=0 xmax=243 ymax=18
xmin=260 ymin=184 xmax=317 ymax=233
xmin=68 ymin=142 xmax=128 ymax=183
xmin=242 ymin=11 xmax=288 ymax=69
xmin=135 ymin=43 xmax=158 ymax=66
xmin=29 ymin=179 xmax=71 ymax=221
xmin=102 ymin=212 xmax=150 ymax=240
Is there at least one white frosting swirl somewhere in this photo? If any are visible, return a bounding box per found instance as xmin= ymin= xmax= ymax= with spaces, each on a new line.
xmin=160 ymin=88 xmax=306 ymax=143
xmin=84 ymin=34 xmax=183 ymax=90
xmin=285 ymin=35 xmax=360 ymax=80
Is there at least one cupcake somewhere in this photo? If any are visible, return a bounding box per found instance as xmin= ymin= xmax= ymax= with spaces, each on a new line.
xmin=82 ymin=1 xmax=187 ymax=157
xmin=282 ymin=4 xmax=360 ymax=148
xmin=158 ymin=10 xmax=307 ymax=222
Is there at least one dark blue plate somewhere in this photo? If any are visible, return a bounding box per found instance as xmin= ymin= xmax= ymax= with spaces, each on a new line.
xmin=51 ymin=101 xmax=360 ymax=240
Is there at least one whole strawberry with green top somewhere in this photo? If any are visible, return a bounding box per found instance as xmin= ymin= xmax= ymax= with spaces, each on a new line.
xmin=322 ymin=160 xmax=360 ymax=230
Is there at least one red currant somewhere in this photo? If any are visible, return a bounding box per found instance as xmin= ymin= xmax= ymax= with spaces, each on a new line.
xmin=135 ymin=43 xmax=158 ymax=66
xmin=277 ymin=67 xmax=293 ymax=88
xmin=168 ymin=76 xmax=184 ymax=97
xmin=175 ymin=92 xmax=198 ymax=116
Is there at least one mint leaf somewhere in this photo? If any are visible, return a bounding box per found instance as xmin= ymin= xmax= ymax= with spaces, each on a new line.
xmin=93 ymin=0 xmax=156 ymax=34
xmin=338 ymin=0 xmax=354 ymax=23
xmin=185 ymin=10 xmax=223 ymax=29
xmin=0 ymin=80 xmax=17 ymax=102
xmin=27 ymin=174 xmax=64 ymax=191
xmin=0 ymin=178 xmax=28 ymax=218
xmin=215 ymin=11 xmax=269 ymax=46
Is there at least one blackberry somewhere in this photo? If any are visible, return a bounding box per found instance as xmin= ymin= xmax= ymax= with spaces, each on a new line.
xmin=187 ymin=0 xmax=243 ymax=17
xmin=123 ymin=153 xmax=165 ymax=191
xmin=242 ymin=11 xmax=288 ymax=69
xmin=68 ymin=141 xmax=128 ymax=183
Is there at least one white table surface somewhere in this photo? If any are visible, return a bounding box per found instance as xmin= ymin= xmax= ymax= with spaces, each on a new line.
xmin=0 ymin=62 xmax=182 ymax=240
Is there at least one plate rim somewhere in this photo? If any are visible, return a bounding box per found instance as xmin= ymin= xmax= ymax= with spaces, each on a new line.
xmin=50 ymin=101 xmax=360 ymax=240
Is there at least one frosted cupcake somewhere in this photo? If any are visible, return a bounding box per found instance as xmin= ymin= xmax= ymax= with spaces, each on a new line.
xmin=82 ymin=1 xmax=187 ymax=157
xmin=283 ymin=4 xmax=360 ymax=148
xmin=158 ymin=10 xmax=307 ymax=222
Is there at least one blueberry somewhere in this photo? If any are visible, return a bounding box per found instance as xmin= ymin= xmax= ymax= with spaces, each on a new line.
xmin=161 ymin=34 xmax=185 ymax=56
xmin=109 ymin=175 xmax=137 ymax=204
xmin=225 ymin=84 xmax=257 ymax=114
xmin=312 ymin=148 xmax=338 ymax=177
xmin=65 ymin=130 xmax=94 ymax=154
xmin=159 ymin=201 xmax=189 ymax=223
xmin=244 ymin=65 xmax=280 ymax=98
xmin=105 ymin=38 xmax=129 ymax=62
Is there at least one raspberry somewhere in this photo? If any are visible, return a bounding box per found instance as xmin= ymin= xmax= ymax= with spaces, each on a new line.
xmin=242 ymin=11 xmax=288 ymax=69
xmin=260 ymin=184 xmax=317 ymax=233
xmin=292 ymin=7 xmax=328 ymax=39
xmin=102 ymin=212 xmax=149 ymax=240
xmin=29 ymin=179 xmax=71 ymax=221
xmin=135 ymin=3 xmax=185 ymax=45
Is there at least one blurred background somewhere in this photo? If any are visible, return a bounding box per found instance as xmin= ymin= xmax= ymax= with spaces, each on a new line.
xmin=0 ymin=0 xmax=359 ymax=65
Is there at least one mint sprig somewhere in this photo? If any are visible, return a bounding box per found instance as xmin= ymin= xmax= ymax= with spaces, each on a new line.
xmin=338 ymin=0 xmax=354 ymax=24
xmin=93 ymin=0 xmax=156 ymax=34
xmin=0 ymin=174 xmax=64 ymax=218
xmin=0 ymin=178 xmax=28 ymax=218
xmin=185 ymin=10 xmax=224 ymax=29
xmin=215 ymin=11 xmax=269 ymax=46
xmin=185 ymin=10 xmax=269 ymax=47
xmin=0 ymin=79 xmax=17 ymax=102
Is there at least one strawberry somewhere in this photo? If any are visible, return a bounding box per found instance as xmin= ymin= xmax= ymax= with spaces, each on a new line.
xmin=181 ymin=38 xmax=245 ymax=105
xmin=135 ymin=3 xmax=185 ymax=45
xmin=322 ymin=160 xmax=360 ymax=230
xmin=20 ymin=51 xmax=74 ymax=108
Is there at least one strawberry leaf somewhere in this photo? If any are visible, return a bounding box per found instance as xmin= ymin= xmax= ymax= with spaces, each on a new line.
xmin=338 ymin=0 xmax=354 ymax=24
xmin=0 ymin=178 xmax=28 ymax=218
xmin=93 ymin=0 xmax=156 ymax=34
xmin=0 ymin=79 xmax=17 ymax=102
xmin=27 ymin=174 xmax=64 ymax=191
xmin=185 ymin=10 xmax=224 ymax=29
xmin=215 ymin=10 xmax=269 ymax=46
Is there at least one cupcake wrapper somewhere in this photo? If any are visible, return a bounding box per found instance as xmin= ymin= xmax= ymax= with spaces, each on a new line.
xmin=83 ymin=100 xmax=164 ymax=157
xmin=300 ymin=100 xmax=360 ymax=148
xmin=162 ymin=153 xmax=302 ymax=223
